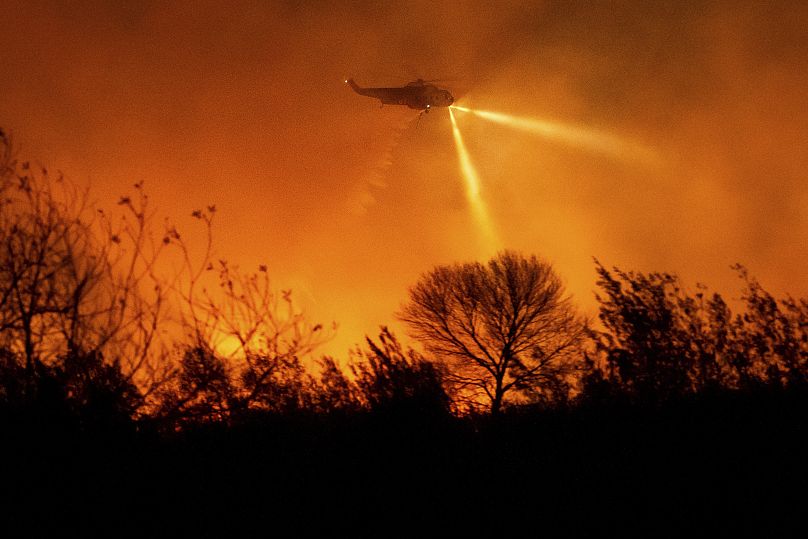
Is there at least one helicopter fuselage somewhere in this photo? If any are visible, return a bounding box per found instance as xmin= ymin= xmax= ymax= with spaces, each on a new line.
xmin=346 ymin=79 xmax=454 ymax=111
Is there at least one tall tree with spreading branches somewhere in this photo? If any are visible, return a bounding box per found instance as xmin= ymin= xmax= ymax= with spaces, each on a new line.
xmin=399 ymin=251 xmax=586 ymax=414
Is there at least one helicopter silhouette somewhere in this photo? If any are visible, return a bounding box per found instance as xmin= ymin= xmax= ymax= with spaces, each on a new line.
xmin=346 ymin=78 xmax=454 ymax=112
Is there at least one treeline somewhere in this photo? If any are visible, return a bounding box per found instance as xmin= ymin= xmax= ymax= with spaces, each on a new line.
xmin=3 ymin=127 xmax=807 ymax=428
xmin=6 ymin=245 xmax=805 ymax=432
xmin=585 ymin=261 xmax=808 ymax=402
xmin=2 ymin=128 xmax=807 ymax=533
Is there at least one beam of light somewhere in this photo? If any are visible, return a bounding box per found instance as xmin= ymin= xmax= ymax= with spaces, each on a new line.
xmin=451 ymin=106 xmax=660 ymax=166
xmin=449 ymin=108 xmax=499 ymax=251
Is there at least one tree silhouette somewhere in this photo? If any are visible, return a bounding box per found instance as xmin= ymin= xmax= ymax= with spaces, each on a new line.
xmin=0 ymin=130 xmax=170 ymax=408
xmin=308 ymin=356 xmax=358 ymax=413
xmin=173 ymin=245 xmax=334 ymax=416
xmin=399 ymin=251 xmax=585 ymax=414
xmin=590 ymin=262 xmax=705 ymax=402
xmin=155 ymin=345 xmax=234 ymax=426
xmin=734 ymin=265 xmax=808 ymax=388
xmin=587 ymin=260 xmax=808 ymax=403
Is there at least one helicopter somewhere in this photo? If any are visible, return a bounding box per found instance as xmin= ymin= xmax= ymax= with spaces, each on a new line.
xmin=345 ymin=78 xmax=454 ymax=112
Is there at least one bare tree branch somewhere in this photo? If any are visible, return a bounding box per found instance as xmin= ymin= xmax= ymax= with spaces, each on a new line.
xmin=399 ymin=251 xmax=586 ymax=414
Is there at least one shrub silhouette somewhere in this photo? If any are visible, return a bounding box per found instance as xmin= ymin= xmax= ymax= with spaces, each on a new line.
xmin=156 ymin=345 xmax=234 ymax=426
xmin=587 ymin=260 xmax=808 ymax=404
xmin=0 ymin=345 xmax=138 ymax=431
xmin=351 ymin=326 xmax=450 ymax=416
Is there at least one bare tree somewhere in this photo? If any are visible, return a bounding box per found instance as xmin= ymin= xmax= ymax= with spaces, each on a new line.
xmin=155 ymin=205 xmax=335 ymax=420
xmin=0 ymin=128 xmax=333 ymax=421
xmin=0 ymin=129 xmax=170 ymax=406
xmin=399 ymin=251 xmax=586 ymax=414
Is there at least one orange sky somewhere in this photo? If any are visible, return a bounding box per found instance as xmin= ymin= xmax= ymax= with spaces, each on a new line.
xmin=2 ymin=0 xmax=807 ymax=358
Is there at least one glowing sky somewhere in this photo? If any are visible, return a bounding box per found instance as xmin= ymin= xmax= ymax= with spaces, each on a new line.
xmin=2 ymin=0 xmax=807 ymax=357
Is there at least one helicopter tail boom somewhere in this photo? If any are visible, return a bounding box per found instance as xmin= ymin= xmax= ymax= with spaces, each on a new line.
xmin=346 ymin=79 xmax=396 ymax=102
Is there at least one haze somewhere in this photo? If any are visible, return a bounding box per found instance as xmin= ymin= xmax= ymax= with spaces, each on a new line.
xmin=3 ymin=0 xmax=807 ymax=357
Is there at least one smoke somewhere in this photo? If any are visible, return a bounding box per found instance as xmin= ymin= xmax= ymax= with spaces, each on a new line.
xmin=2 ymin=0 xmax=807 ymax=356
xmin=445 ymin=1 xmax=808 ymax=303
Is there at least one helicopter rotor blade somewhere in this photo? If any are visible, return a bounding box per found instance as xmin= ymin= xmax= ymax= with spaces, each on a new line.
xmin=418 ymin=78 xmax=462 ymax=83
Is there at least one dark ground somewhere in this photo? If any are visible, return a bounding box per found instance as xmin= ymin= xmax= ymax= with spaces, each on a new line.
xmin=2 ymin=388 xmax=806 ymax=536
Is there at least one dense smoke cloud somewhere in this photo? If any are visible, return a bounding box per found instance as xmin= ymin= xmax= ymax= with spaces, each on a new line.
xmin=2 ymin=0 xmax=806 ymax=355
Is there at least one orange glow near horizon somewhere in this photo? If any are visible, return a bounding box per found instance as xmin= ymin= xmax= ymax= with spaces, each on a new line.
xmin=213 ymin=332 xmax=245 ymax=358
xmin=449 ymin=107 xmax=499 ymax=252
xmin=3 ymin=1 xmax=808 ymax=360
xmin=451 ymin=106 xmax=660 ymax=167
